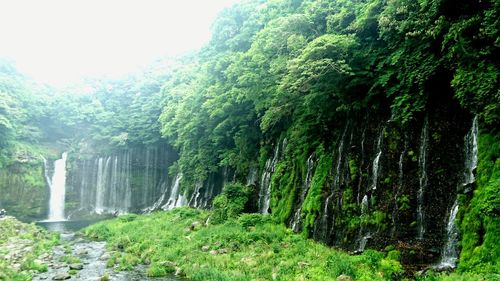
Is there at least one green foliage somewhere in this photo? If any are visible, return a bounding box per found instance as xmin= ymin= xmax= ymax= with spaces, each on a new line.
xmin=458 ymin=131 xmax=500 ymax=273
xmin=270 ymin=160 xmax=298 ymax=223
xmin=302 ymin=146 xmax=332 ymax=234
xmin=83 ymin=208 xmax=402 ymax=280
xmin=212 ymin=183 xmax=251 ymax=224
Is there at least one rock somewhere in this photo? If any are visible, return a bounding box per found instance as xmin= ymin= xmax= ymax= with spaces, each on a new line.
xmin=297 ymin=261 xmax=309 ymax=268
xmin=201 ymin=245 xmax=210 ymax=251
xmin=76 ymin=248 xmax=88 ymax=256
xmin=337 ymin=275 xmax=352 ymax=281
xmin=12 ymin=263 xmax=21 ymax=272
xmin=99 ymin=273 xmax=110 ymax=281
xmin=52 ymin=273 xmax=71 ymax=280
xmin=190 ymin=221 xmax=201 ymax=230
xmin=99 ymin=253 xmax=110 ymax=260
xmin=209 ymin=250 xmax=218 ymax=255
xmin=69 ymin=263 xmax=83 ymax=270
xmin=218 ymin=248 xmax=228 ymax=254
xmin=159 ymin=260 xmax=177 ymax=272
xmin=175 ymin=266 xmax=183 ymax=276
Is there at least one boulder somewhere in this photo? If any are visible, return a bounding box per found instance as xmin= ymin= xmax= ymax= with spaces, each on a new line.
xmin=69 ymin=263 xmax=83 ymax=270
xmin=53 ymin=273 xmax=71 ymax=280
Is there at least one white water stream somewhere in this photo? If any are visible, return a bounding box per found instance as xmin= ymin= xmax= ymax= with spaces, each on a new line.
xmin=47 ymin=152 xmax=68 ymax=221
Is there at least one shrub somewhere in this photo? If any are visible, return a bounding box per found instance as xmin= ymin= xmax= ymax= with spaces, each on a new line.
xmin=212 ymin=183 xmax=251 ymax=224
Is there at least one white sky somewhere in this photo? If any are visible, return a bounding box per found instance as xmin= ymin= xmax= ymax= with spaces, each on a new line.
xmin=0 ymin=0 xmax=239 ymax=86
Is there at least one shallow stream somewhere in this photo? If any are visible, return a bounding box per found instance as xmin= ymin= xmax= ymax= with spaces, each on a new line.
xmin=34 ymin=220 xmax=181 ymax=281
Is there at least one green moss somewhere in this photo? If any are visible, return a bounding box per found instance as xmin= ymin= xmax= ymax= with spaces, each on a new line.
xmin=270 ymin=160 xmax=298 ymax=223
xmin=397 ymin=195 xmax=410 ymax=211
xmin=348 ymin=159 xmax=358 ymax=182
xmin=458 ymin=131 xmax=500 ymax=274
xmin=301 ymin=145 xmax=332 ymax=234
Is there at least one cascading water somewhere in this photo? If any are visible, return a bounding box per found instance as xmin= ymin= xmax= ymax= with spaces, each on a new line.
xmin=259 ymin=140 xmax=284 ymax=214
xmin=357 ymin=127 xmax=367 ymax=205
xmin=95 ymin=157 xmax=107 ymax=214
xmin=463 ymin=117 xmax=478 ymax=188
xmin=162 ymin=174 xmax=184 ymax=210
xmin=47 ymin=152 xmax=68 ymax=221
xmin=436 ymin=201 xmax=460 ymax=269
xmin=392 ymin=135 xmax=408 ymax=237
xmin=356 ymin=194 xmax=371 ymax=252
xmin=73 ymin=147 xmax=170 ymax=216
xmin=291 ymin=154 xmax=315 ymax=232
xmin=189 ymin=182 xmax=203 ymax=208
xmin=417 ymin=116 xmax=429 ymax=239
xmin=370 ymin=128 xmax=384 ymax=191
xmin=436 ymin=117 xmax=478 ymax=269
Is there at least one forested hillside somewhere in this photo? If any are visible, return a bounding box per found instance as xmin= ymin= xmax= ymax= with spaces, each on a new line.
xmin=0 ymin=0 xmax=498 ymax=277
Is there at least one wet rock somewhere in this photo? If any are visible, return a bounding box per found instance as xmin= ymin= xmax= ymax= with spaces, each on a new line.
xmin=75 ymin=248 xmax=88 ymax=256
xmin=69 ymin=263 xmax=83 ymax=270
xmin=52 ymin=273 xmax=71 ymax=280
xmin=337 ymin=275 xmax=352 ymax=281
xmin=99 ymin=253 xmax=110 ymax=260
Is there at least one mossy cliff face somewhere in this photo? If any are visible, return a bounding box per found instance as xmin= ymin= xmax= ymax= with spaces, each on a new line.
xmin=261 ymin=93 xmax=477 ymax=269
xmin=457 ymin=131 xmax=499 ymax=274
xmin=0 ymin=149 xmax=49 ymax=221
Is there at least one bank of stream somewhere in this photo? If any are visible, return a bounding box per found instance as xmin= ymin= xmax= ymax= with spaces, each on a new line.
xmin=34 ymin=220 xmax=182 ymax=281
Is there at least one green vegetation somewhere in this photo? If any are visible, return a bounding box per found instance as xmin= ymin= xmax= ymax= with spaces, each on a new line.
xmin=84 ymin=208 xmax=404 ymax=281
xmin=0 ymin=217 xmax=59 ymax=280
xmin=0 ymin=0 xmax=498 ymax=279
xmin=458 ymin=131 xmax=500 ymax=274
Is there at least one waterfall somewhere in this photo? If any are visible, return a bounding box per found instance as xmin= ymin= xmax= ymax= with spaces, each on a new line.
xmin=370 ymin=128 xmax=384 ymax=191
xmin=357 ymin=127 xmax=367 ymax=205
xmin=392 ymin=135 xmax=408 ymax=237
xmin=321 ymin=124 xmax=349 ymax=236
xmin=71 ymin=146 xmax=171 ymax=216
xmin=162 ymin=174 xmax=184 ymax=210
xmin=463 ymin=117 xmax=478 ymax=187
xmin=259 ymin=141 xmax=283 ymax=215
xmin=291 ymin=154 xmax=315 ymax=232
xmin=435 ymin=201 xmax=460 ymax=270
xmin=356 ymin=194 xmax=371 ymax=253
xmin=47 ymin=152 xmax=68 ymax=221
xmin=189 ymin=182 xmax=203 ymax=208
xmin=95 ymin=157 xmax=106 ymax=214
xmin=436 ymin=117 xmax=478 ymax=269
xmin=417 ymin=117 xmax=429 ymax=239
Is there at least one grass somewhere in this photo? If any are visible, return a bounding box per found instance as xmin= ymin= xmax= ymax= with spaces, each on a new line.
xmin=84 ymin=208 xmax=404 ymax=281
xmin=0 ymin=217 xmax=59 ymax=281
xmin=84 ymin=207 xmax=500 ymax=280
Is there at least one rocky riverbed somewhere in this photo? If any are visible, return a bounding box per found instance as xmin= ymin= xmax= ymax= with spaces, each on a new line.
xmin=1 ymin=216 xmax=181 ymax=281
xmin=32 ymin=232 xmax=180 ymax=281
